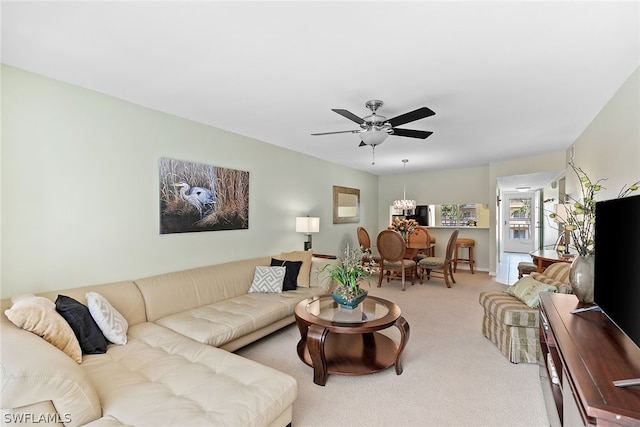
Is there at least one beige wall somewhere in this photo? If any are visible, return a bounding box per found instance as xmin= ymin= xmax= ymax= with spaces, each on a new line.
xmin=0 ymin=66 xmax=379 ymax=298
xmin=2 ymin=65 xmax=637 ymax=297
xmin=378 ymin=166 xmax=492 ymax=271
xmin=375 ymin=66 xmax=639 ymax=274
xmin=567 ymin=67 xmax=640 ymax=201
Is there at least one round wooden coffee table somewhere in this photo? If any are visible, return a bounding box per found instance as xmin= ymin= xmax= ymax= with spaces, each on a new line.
xmin=294 ymin=295 xmax=410 ymax=386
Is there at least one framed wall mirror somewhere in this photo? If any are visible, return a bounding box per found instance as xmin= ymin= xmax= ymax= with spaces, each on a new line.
xmin=333 ymin=186 xmax=360 ymax=224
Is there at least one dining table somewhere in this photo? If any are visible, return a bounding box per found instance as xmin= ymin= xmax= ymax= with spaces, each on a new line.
xmin=529 ymin=249 xmax=574 ymax=273
xmin=404 ymin=242 xmax=435 ymax=261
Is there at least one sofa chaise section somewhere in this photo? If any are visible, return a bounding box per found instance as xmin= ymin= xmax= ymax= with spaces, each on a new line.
xmin=80 ymin=322 xmax=296 ymax=427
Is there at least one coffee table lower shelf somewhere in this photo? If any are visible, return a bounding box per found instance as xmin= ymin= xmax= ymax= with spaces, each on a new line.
xmin=297 ymin=331 xmax=398 ymax=377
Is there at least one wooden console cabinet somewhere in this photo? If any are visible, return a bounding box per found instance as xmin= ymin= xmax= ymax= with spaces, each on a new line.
xmin=539 ymin=293 xmax=640 ymax=426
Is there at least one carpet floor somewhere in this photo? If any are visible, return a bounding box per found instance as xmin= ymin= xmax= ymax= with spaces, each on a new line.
xmin=236 ymin=270 xmax=549 ymax=427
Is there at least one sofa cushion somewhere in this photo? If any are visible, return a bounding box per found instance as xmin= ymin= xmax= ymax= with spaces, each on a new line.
xmin=4 ymin=295 xmax=82 ymax=363
xmin=280 ymin=250 xmax=313 ymax=286
xmin=155 ymin=287 xmax=323 ymax=348
xmin=309 ymin=256 xmax=340 ymax=289
xmin=56 ymin=295 xmax=108 ymax=354
xmin=135 ymin=257 xmax=272 ymax=322
xmin=86 ymin=292 xmax=128 ymax=345
xmin=506 ymin=277 xmax=558 ymax=308
xmin=1 ymin=314 xmax=101 ymax=426
xmin=80 ymin=322 xmax=297 ymax=427
xmin=531 ymin=262 xmax=570 ymax=286
xmin=36 ymin=281 xmax=147 ymax=327
xmin=530 ymin=263 xmax=572 ymax=294
xmin=248 ymin=266 xmax=286 ymax=293
xmin=271 ymin=258 xmax=302 ymax=291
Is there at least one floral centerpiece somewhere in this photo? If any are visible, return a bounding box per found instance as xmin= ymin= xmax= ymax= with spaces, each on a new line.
xmin=392 ymin=217 xmax=418 ymax=239
xmin=323 ymin=244 xmax=377 ymax=309
xmin=548 ymin=162 xmax=638 ymax=303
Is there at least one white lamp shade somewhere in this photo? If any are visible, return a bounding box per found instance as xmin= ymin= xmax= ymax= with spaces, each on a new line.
xmin=296 ymin=217 xmax=320 ymax=234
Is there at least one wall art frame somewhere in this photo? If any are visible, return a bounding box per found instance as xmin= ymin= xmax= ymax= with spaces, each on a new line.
xmin=333 ymin=185 xmax=360 ymax=224
xmin=159 ymin=157 xmax=249 ymax=234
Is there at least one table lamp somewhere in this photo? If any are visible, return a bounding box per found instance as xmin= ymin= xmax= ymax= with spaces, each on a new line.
xmin=296 ymin=216 xmax=319 ymax=251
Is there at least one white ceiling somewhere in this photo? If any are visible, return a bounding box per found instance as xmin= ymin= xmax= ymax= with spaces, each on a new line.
xmin=2 ymin=1 xmax=638 ymax=188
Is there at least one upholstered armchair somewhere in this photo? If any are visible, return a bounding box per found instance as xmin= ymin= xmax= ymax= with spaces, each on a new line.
xmin=478 ymin=262 xmax=572 ymax=363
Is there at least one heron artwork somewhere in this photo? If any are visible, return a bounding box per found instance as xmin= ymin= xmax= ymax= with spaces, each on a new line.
xmin=172 ymin=182 xmax=217 ymax=219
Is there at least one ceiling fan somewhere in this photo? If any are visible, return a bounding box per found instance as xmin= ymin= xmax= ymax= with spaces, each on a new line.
xmin=311 ymin=99 xmax=435 ymax=164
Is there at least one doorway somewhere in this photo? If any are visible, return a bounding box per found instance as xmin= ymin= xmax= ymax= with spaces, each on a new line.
xmin=502 ymin=191 xmax=539 ymax=253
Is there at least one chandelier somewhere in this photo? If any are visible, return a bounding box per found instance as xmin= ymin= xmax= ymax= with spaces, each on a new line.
xmin=393 ymin=159 xmax=416 ymax=211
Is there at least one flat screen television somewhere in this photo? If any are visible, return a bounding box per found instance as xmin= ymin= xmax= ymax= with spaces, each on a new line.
xmin=594 ymin=194 xmax=640 ymax=349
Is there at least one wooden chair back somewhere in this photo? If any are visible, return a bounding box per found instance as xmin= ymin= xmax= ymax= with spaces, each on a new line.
xmin=444 ymin=229 xmax=459 ymax=263
xmin=357 ymin=227 xmax=372 ymax=251
xmin=408 ymin=227 xmax=429 ymax=246
xmin=377 ymin=230 xmax=415 ymax=291
xmin=377 ymin=230 xmax=406 ymax=262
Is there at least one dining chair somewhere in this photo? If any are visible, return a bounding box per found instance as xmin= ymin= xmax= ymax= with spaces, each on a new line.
xmin=356 ymin=227 xmax=380 ymax=263
xmin=376 ymin=230 xmax=416 ymax=291
xmin=417 ymin=229 xmax=459 ymax=288
xmin=408 ymin=227 xmax=432 ymax=260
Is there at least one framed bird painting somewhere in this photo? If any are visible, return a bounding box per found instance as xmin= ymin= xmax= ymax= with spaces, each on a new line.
xmin=159 ymin=157 xmax=249 ymax=234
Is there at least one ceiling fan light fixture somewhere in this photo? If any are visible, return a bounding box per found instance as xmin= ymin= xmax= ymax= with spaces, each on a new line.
xmin=359 ymin=130 xmax=388 ymax=146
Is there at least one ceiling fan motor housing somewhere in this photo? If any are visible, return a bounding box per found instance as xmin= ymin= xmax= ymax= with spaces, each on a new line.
xmin=363 ymin=100 xmax=390 ymax=131
xmin=311 ymin=98 xmax=434 ymax=144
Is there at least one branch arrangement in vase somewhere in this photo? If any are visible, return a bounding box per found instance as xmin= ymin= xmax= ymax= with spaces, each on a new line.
xmin=550 ymin=162 xmax=639 ymax=256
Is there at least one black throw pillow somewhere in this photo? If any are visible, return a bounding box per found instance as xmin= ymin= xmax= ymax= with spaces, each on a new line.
xmin=271 ymin=258 xmax=302 ymax=291
xmin=56 ymin=294 xmax=107 ymax=354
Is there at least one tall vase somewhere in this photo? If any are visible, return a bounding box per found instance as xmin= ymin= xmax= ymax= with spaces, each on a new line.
xmin=569 ymin=255 xmax=595 ymax=304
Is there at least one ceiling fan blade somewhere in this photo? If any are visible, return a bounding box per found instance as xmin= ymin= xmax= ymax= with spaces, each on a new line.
xmin=332 ymin=109 xmax=365 ymax=125
xmin=388 ymin=107 xmax=435 ymax=127
xmin=311 ymin=130 xmax=360 ymax=136
xmin=391 ymin=128 xmax=434 ymax=139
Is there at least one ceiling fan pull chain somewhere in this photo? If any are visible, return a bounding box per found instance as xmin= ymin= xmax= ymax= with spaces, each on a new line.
xmin=371 ymin=146 xmax=376 ymax=165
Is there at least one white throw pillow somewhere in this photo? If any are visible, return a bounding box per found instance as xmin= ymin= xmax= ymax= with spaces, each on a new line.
xmin=85 ymin=292 xmax=128 ymax=345
xmin=248 ymin=266 xmax=286 ymax=293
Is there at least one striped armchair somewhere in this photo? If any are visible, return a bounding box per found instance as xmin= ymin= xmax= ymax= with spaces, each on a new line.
xmin=479 ymin=263 xmax=571 ymax=363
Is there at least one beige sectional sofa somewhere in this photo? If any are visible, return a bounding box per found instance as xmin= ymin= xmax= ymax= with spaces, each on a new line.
xmin=1 ymin=254 xmax=336 ymax=426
